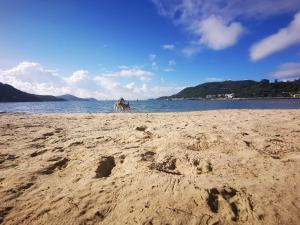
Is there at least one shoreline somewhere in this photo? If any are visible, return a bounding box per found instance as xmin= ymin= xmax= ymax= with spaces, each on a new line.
xmin=0 ymin=108 xmax=300 ymax=115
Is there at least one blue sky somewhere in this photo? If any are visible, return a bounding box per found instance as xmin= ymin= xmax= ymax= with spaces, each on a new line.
xmin=0 ymin=0 xmax=300 ymax=99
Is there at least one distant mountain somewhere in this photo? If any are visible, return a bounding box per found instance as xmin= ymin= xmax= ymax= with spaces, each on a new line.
xmin=0 ymin=82 xmax=65 ymax=102
xmin=57 ymin=94 xmax=97 ymax=101
xmin=158 ymin=79 xmax=300 ymax=99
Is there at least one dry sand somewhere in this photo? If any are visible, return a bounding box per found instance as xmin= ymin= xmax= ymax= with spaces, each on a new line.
xmin=0 ymin=110 xmax=300 ymax=225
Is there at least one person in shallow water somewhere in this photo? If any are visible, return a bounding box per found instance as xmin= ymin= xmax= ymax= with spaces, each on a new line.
xmin=114 ymin=97 xmax=131 ymax=112
xmin=118 ymin=97 xmax=125 ymax=104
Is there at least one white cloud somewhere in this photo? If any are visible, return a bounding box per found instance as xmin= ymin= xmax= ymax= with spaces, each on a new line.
xmin=1 ymin=61 xmax=61 ymax=84
xmin=0 ymin=62 xmax=66 ymax=96
xmin=94 ymin=67 xmax=161 ymax=99
xmin=94 ymin=76 xmax=119 ymax=91
xmin=152 ymin=0 xmax=300 ymax=52
xmin=126 ymin=82 xmax=135 ymax=89
xmin=272 ymin=62 xmax=300 ymax=79
xmin=162 ymin=44 xmax=175 ymax=50
xmin=0 ymin=62 xmax=183 ymax=100
xmin=152 ymin=0 xmax=300 ymax=23
xmin=102 ymin=67 xmax=153 ymax=81
xmin=250 ymin=11 xmax=300 ymax=61
xmin=66 ymin=70 xmax=88 ymax=84
xmin=94 ymin=75 xmax=182 ymax=99
xmin=196 ymin=15 xmax=243 ymax=50
xmin=94 ymin=65 xmax=183 ymax=99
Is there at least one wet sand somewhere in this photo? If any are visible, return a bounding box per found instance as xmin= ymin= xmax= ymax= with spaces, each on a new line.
xmin=0 ymin=110 xmax=300 ymax=225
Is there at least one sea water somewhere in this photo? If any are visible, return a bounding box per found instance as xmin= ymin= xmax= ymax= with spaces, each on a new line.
xmin=1 ymin=99 xmax=300 ymax=113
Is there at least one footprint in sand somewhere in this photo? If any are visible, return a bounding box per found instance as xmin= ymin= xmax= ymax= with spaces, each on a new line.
xmin=30 ymin=149 xmax=47 ymax=157
xmin=54 ymin=128 xmax=64 ymax=133
xmin=38 ymin=157 xmax=69 ymax=175
xmin=0 ymin=207 xmax=13 ymax=224
xmin=140 ymin=151 xmax=156 ymax=161
xmin=0 ymin=154 xmax=17 ymax=164
xmin=31 ymin=133 xmax=51 ymax=142
xmin=68 ymin=141 xmax=84 ymax=147
xmin=95 ymin=156 xmax=116 ymax=178
xmin=136 ymin=125 xmax=147 ymax=132
xmin=42 ymin=131 xmax=55 ymax=138
xmin=0 ymin=154 xmax=18 ymax=169
xmin=191 ymin=159 xmax=213 ymax=174
xmin=52 ymin=146 xmax=64 ymax=152
xmin=206 ymin=186 xmax=254 ymax=222
xmin=149 ymin=156 xmax=181 ymax=175
xmin=243 ymin=140 xmax=252 ymax=147
xmin=5 ymin=182 xmax=35 ymax=200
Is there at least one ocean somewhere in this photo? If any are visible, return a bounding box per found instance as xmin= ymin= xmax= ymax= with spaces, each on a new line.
xmin=1 ymin=99 xmax=300 ymax=113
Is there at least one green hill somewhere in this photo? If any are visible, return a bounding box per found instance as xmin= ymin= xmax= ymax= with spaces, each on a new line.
xmin=159 ymin=79 xmax=300 ymax=99
xmin=0 ymin=82 xmax=65 ymax=102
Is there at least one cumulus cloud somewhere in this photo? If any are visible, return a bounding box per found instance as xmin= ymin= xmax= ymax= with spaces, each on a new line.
xmin=272 ymin=62 xmax=300 ymax=79
xmin=250 ymin=11 xmax=300 ymax=61
xmin=196 ymin=15 xmax=243 ymax=50
xmin=152 ymin=0 xmax=300 ymax=52
xmin=93 ymin=67 xmax=182 ymax=99
xmin=102 ymin=67 xmax=153 ymax=81
xmin=0 ymin=61 xmax=66 ymax=95
xmin=94 ymin=75 xmax=182 ymax=100
xmin=65 ymin=70 xmax=88 ymax=84
xmin=152 ymin=0 xmax=300 ymax=23
xmin=162 ymin=44 xmax=175 ymax=50
xmin=1 ymin=61 xmax=61 ymax=85
xmin=0 ymin=61 xmax=181 ymax=100
xmin=91 ymin=65 xmax=184 ymax=99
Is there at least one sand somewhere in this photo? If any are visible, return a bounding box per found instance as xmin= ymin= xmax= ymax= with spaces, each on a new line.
xmin=0 ymin=110 xmax=300 ymax=225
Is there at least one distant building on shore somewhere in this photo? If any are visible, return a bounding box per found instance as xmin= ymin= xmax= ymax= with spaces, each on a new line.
xmin=206 ymin=93 xmax=235 ymax=99
xmin=225 ymin=93 xmax=235 ymax=99
xmin=293 ymin=93 xmax=300 ymax=98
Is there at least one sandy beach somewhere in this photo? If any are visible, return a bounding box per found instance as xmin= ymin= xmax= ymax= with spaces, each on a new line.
xmin=0 ymin=110 xmax=300 ymax=225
